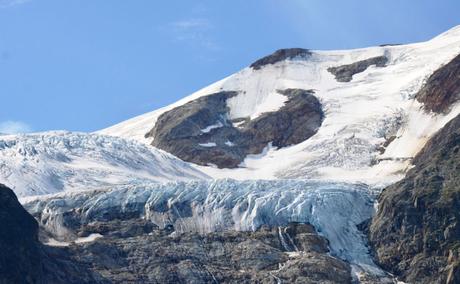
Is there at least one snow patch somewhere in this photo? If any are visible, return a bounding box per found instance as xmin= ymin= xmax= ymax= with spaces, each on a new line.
xmin=75 ymin=233 xmax=103 ymax=244
xmin=45 ymin=238 xmax=70 ymax=247
xmin=200 ymin=121 xmax=224 ymax=133
xmin=227 ymin=90 xmax=288 ymax=120
xmin=199 ymin=142 xmax=217 ymax=147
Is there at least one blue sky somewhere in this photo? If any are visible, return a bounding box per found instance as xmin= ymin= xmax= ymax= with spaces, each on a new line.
xmin=1 ymin=0 xmax=459 ymax=133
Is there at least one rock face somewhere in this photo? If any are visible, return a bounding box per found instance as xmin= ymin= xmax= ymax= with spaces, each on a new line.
xmin=45 ymin=221 xmax=352 ymax=284
xmin=369 ymin=114 xmax=460 ymax=283
xmin=0 ymin=184 xmax=42 ymax=284
xmin=327 ymin=56 xmax=388 ymax=82
xmin=148 ymin=89 xmax=323 ymax=168
xmin=0 ymin=184 xmax=106 ymax=284
xmin=416 ymin=54 xmax=460 ymax=113
xmin=250 ymin=48 xmax=312 ymax=70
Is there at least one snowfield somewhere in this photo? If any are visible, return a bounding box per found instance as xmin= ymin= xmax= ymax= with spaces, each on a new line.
xmin=0 ymin=131 xmax=208 ymax=197
xmin=101 ymin=25 xmax=460 ymax=187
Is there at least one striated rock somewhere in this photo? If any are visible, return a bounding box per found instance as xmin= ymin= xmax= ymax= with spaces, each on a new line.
xmin=416 ymin=53 xmax=460 ymax=113
xmin=369 ymin=114 xmax=460 ymax=283
xmin=45 ymin=222 xmax=352 ymax=284
xmin=250 ymin=48 xmax=312 ymax=70
xmin=147 ymin=89 xmax=323 ymax=168
xmin=327 ymin=56 xmax=388 ymax=82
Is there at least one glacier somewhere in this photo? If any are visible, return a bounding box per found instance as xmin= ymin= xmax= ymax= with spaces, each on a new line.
xmin=23 ymin=179 xmax=381 ymax=273
xmin=0 ymin=131 xmax=208 ymax=197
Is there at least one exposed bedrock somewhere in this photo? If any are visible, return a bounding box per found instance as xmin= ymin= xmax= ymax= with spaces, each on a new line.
xmin=42 ymin=221 xmax=353 ymax=284
xmin=147 ymin=89 xmax=324 ymax=168
xmin=416 ymin=53 xmax=460 ymax=113
xmin=250 ymin=48 xmax=312 ymax=70
xmin=369 ymin=114 xmax=460 ymax=284
xmin=327 ymin=55 xmax=388 ymax=82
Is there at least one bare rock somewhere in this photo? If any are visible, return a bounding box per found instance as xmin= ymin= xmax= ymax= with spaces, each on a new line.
xmin=416 ymin=53 xmax=460 ymax=113
xmin=327 ymin=56 xmax=388 ymax=82
xmin=0 ymin=184 xmax=42 ymax=284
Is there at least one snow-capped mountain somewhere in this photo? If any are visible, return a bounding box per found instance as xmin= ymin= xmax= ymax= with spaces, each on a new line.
xmin=101 ymin=25 xmax=460 ymax=188
xmin=2 ymin=25 xmax=460 ymax=283
xmin=0 ymin=131 xmax=208 ymax=197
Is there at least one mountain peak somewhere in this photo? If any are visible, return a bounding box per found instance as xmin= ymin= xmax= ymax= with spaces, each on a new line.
xmin=250 ymin=48 xmax=312 ymax=70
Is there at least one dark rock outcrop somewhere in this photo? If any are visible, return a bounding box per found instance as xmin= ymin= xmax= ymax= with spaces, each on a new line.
xmin=369 ymin=114 xmax=460 ymax=283
xmin=327 ymin=56 xmax=388 ymax=82
xmin=0 ymin=184 xmax=107 ymax=284
xmin=416 ymin=54 xmax=460 ymax=113
xmin=147 ymin=89 xmax=323 ymax=168
xmin=378 ymin=44 xmax=402 ymax=47
xmin=250 ymin=48 xmax=312 ymax=70
xmin=0 ymin=184 xmax=42 ymax=284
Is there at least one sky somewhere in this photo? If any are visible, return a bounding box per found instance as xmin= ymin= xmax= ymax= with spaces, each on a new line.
xmin=1 ymin=0 xmax=460 ymax=133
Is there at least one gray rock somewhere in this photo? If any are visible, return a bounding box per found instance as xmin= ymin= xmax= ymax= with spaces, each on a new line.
xmin=369 ymin=114 xmax=460 ymax=283
xmin=327 ymin=56 xmax=388 ymax=82
xmin=416 ymin=53 xmax=460 ymax=113
xmin=53 ymin=222 xmax=352 ymax=283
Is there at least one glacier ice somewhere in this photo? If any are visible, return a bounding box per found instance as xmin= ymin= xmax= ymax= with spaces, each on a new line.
xmin=0 ymin=131 xmax=208 ymax=197
xmin=24 ymin=179 xmax=379 ymax=272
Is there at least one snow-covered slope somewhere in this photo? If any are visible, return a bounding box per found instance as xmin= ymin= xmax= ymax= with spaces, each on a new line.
xmin=100 ymin=25 xmax=460 ymax=187
xmin=0 ymin=131 xmax=208 ymax=197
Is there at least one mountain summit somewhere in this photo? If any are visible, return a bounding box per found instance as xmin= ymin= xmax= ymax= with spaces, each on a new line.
xmin=101 ymin=25 xmax=460 ymax=187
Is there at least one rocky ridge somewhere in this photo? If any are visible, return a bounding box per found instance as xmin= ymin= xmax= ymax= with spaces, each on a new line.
xmin=250 ymin=48 xmax=312 ymax=70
